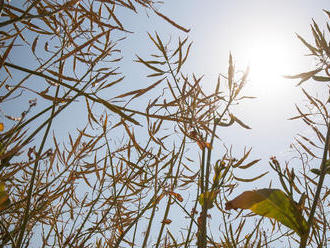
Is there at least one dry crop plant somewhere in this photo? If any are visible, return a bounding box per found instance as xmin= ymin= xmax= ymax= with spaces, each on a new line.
xmin=124 ymin=33 xmax=269 ymax=247
xmin=0 ymin=0 xmax=272 ymax=246
xmin=114 ymin=10 xmax=330 ymax=248
xmin=221 ymin=11 xmax=329 ymax=248
xmin=0 ymin=0 xmax=194 ymax=247
xmin=0 ymin=0 xmax=329 ymax=247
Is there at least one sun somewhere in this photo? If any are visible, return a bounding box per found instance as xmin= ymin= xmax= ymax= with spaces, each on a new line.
xmin=242 ymin=35 xmax=293 ymax=97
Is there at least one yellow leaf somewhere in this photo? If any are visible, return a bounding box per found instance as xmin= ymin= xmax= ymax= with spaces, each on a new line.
xmin=0 ymin=182 xmax=10 ymax=211
xmin=198 ymin=190 xmax=219 ymax=209
xmin=225 ymin=189 xmax=308 ymax=237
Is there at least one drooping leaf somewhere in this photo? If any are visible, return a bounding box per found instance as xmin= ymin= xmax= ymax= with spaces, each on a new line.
xmin=231 ymin=114 xmax=251 ymax=129
xmin=225 ymin=189 xmax=308 ymax=237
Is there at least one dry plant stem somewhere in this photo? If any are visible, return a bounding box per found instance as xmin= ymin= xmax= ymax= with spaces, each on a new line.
xmin=0 ymin=0 xmax=41 ymax=27
xmin=3 ymin=62 xmax=92 ymax=100
xmin=15 ymin=85 xmax=59 ymax=248
xmin=71 ymin=190 xmax=104 ymax=246
xmin=155 ymin=143 xmax=184 ymax=247
xmin=0 ymin=5 xmax=64 ymax=27
xmin=142 ymin=192 xmax=158 ymax=247
xmin=198 ymin=92 xmax=233 ymax=248
xmin=184 ymin=187 xmax=200 ymax=248
xmin=115 ymin=146 xmax=183 ymax=247
xmin=2 ymin=62 xmax=95 ymax=149
xmin=299 ymin=124 xmax=330 ymax=248
xmin=4 ymin=62 xmax=150 ymax=125
xmin=0 ymin=220 xmax=16 ymax=247
xmin=173 ymin=196 xmax=218 ymax=247
xmin=132 ymin=198 xmax=141 ymax=247
xmin=113 ymin=187 xmax=163 ymax=248
xmin=103 ymin=131 xmax=125 ymax=236
xmin=142 ymin=156 xmax=160 ymax=247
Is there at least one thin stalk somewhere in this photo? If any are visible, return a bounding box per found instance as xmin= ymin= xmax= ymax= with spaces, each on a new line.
xmin=0 ymin=0 xmax=41 ymax=27
xmin=15 ymin=85 xmax=59 ymax=248
xmin=155 ymin=141 xmax=185 ymax=247
xmin=299 ymin=124 xmax=330 ymax=248
xmin=184 ymin=187 xmax=199 ymax=248
xmin=198 ymin=91 xmax=234 ymax=247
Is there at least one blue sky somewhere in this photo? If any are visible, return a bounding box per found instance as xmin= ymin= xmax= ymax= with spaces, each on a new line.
xmin=113 ymin=0 xmax=328 ymax=159
xmin=2 ymin=0 xmax=328 ymax=199
xmin=97 ymin=1 xmax=329 ymax=201
xmin=1 ymin=0 xmax=329 ymax=246
xmin=28 ymin=0 xmax=328 ymax=190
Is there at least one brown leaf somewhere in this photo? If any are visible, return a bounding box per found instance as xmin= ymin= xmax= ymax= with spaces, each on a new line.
xmin=0 ymin=37 xmax=16 ymax=69
xmin=55 ymin=30 xmax=110 ymax=62
xmin=32 ymin=35 xmax=39 ymax=54
xmin=233 ymin=171 xmax=268 ymax=182
xmin=162 ymin=219 xmax=172 ymax=224
xmin=153 ymin=9 xmax=190 ymax=33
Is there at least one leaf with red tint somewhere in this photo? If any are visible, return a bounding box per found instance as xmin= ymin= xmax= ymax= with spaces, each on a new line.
xmin=225 ymin=189 xmax=308 ymax=237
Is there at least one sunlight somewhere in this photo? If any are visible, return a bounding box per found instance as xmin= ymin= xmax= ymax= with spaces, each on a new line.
xmin=243 ymin=35 xmax=293 ymax=97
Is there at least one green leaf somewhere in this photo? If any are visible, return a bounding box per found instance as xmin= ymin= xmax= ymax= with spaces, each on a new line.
xmin=225 ymin=189 xmax=308 ymax=237
xmin=233 ymin=171 xmax=268 ymax=182
xmin=311 ymin=160 xmax=330 ymax=175
xmin=312 ymin=75 xmax=330 ymax=82
xmin=228 ymin=53 xmax=234 ymax=89
xmin=199 ymin=190 xmax=219 ymax=209
xmin=0 ymin=182 xmax=10 ymax=212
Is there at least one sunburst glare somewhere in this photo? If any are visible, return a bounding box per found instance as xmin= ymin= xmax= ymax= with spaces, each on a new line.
xmin=243 ymin=35 xmax=293 ymax=98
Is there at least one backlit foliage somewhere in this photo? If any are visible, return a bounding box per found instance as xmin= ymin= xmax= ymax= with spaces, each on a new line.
xmin=0 ymin=1 xmax=329 ymax=247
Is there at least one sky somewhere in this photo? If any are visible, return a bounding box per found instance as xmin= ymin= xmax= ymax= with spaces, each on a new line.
xmin=113 ymin=0 xmax=329 ymax=176
xmin=3 ymin=0 xmax=328 ymax=160
xmin=1 ymin=0 xmax=329 ymax=246
xmin=96 ymin=5 xmax=330 ymax=241
xmin=117 ymin=1 xmax=330 ymax=244
xmin=2 ymin=0 xmax=326 ymax=192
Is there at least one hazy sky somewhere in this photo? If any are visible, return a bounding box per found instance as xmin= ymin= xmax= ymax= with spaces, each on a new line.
xmin=3 ymin=0 xmax=328 ymax=179
xmin=112 ymin=0 xmax=329 ymax=188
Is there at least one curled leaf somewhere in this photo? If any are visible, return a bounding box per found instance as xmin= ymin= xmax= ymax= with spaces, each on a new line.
xmin=233 ymin=171 xmax=268 ymax=182
xmin=162 ymin=219 xmax=172 ymax=224
xmin=197 ymin=141 xmax=211 ymax=150
xmin=168 ymin=192 xmax=183 ymax=202
xmin=225 ymin=189 xmax=308 ymax=237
